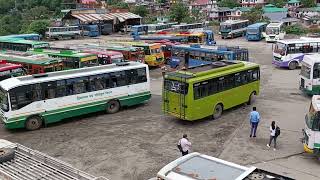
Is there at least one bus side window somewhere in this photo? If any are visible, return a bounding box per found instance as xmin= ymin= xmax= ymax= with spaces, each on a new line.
xmin=110 ymin=71 xmax=126 ymax=87
xmin=10 ymin=85 xmax=36 ymax=110
xmin=313 ymin=63 xmax=320 ymax=79
xmin=43 ymin=81 xmax=56 ymax=99
xmin=125 ymin=69 xmax=138 ymax=85
xmin=56 ymin=80 xmax=66 ymax=97
xmin=137 ymin=68 xmax=147 ymax=83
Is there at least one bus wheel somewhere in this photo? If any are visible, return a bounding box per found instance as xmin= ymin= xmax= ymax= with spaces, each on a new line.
xmin=213 ymin=104 xmax=223 ymax=119
xmin=247 ymin=92 xmax=256 ymax=105
xmin=289 ymin=61 xmax=298 ymax=70
xmin=106 ymin=100 xmax=120 ymax=114
xmin=25 ymin=116 xmax=43 ymax=131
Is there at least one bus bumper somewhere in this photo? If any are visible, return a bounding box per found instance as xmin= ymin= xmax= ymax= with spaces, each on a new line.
xmin=304 ymin=144 xmax=314 ymax=154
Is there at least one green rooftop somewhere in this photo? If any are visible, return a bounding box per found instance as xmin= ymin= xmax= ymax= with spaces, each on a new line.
xmin=263 ymin=4 xmax=288 ymax=13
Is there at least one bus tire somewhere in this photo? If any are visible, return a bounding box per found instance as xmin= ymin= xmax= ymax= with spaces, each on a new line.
xmin=0 ymin=148 xmax=15 ymax=163
xmin=25 ymin=116 xmax=43 ymax=131
xmin=247 ymin=92 xmax=256 ymax=105
xmin=213 ymin=104 xmax=223 ymax=119
xmin=106 ymin=100 xmax=120 ymax=114
xmin=289 ymin=61 xmax=298 ymax=70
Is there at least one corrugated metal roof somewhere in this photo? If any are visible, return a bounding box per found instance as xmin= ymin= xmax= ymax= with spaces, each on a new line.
xmin=71 ymin=12 xmax=141 ymax=23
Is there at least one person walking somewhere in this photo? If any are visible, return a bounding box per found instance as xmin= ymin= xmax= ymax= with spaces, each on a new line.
xmin=267 ymin=121 xmax=277 ymax=150
xmin=249 ymin=107 xmax=260 ymax=138
xmin=178 ymin=134 xmax=192 ymax=156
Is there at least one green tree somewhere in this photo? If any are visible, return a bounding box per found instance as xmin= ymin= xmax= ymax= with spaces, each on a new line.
xmin=169 ymin=2 xmax=189 ymax=23
xmin=0 ymin=0 xmax=15 ymax=15
xmin=301 ymin=0 xmax=316 ymax=7
xmin=132 ymin=6 xmax=149 ymax=17
xmin=24 ymin=19 xmax=50 ymax=36
xmin=217 ymin=0 xmax=240 ymax=8
xmin=267 ymin=0 xmax=286 ymax=8
xmin=241 ymin=7 xmax=269 ymax=23
xmin=0 ymin=13 xmax=22 ymax=35
xmin=285 ymin=24 xmax=307 ymax=35
xmin=111 ymin=2 xmax=129 ymax=9
xmin=24 ymin=6 xmax=51 ymax=21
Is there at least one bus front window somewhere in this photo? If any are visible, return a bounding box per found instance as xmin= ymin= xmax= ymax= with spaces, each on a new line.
xmin=164 ymin=80 xmax=188 ymax=94
xmin=306 ymin=104 xmax=320 ymax=131
xmin=274 ymin=43 xmax=286 ymax=55
xmin=301 ymin=64 xmax=311 ymax=79
xmin=151 ymin=48 xmax=161 ymax=54
xmin=266 ymin=27 xmax=279 ymax=35
xmin=220 ymin=25 xmax=231 ymax=32
xmin=0 ymin=88 xmax=9 ymax=112
xmin=247 ymin=28 xmax=259 ymax=34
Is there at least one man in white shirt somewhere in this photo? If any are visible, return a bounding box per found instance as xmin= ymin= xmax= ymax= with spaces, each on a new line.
xmin=178 ymin=134 xmax=192 ymax=156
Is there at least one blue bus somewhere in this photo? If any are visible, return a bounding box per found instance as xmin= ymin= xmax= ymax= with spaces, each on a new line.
xmin=169 ymin=45 xmax=249 ymax=68
xmin=131 ymin=25 xmax=149 ymax=35
xmin=81 ymin=25 xmax=100 ymax=37
xmin=246 ymin=22 xmax=268 ymax=41
xmin=0 ymin=34 xmax=41 ymax=41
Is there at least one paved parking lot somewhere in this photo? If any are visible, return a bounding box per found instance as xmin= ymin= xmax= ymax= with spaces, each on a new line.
xmin=1 ymin=36 xmax=319 ymax=180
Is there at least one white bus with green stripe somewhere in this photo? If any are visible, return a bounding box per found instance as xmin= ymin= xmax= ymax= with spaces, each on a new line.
xmin=300 ymin=54 xmax=320 ymax=95
xmin=303 ymin=95 xmax=320 ymax=157
xmin=0 ymin=62 xmax=151 ymax=130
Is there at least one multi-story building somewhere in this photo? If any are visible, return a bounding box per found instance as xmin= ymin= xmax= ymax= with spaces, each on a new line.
xmin=240 ymin=0 xmax=266 ymax=7
xmin=208 ymin=7 xmax=251 ymax=22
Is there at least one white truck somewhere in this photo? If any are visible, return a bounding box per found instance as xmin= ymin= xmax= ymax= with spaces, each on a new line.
xmin=155 ymin=152 xmax=294 ymax=180
xmin=0 ymin=139 xmax=109 ymax=180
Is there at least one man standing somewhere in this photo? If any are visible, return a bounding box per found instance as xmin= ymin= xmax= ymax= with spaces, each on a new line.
xmin=249 ymin=107 xmax=260 ymax=138
xmin=178 ymin=134 xmax=192 ymax=156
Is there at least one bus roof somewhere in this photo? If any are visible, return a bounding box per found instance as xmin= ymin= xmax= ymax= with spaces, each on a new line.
xmin=247 ymin=22 xmax=268 ymax=29
xmin=277 ymin=38 xmax=320 ymax=44
xmin=172 ymin=45 xmax=233 ymax=54
xmin=172 ymin=23 xmax=204 ymax=27
xmin=220 ymin=19 xmax=249 ymax=25
xmin=0 ymin=62 xmax=147 ymax=91
xmin=302 ymin=54 xmax=320 ymax=66
xmin=31 ymin=49 xmax=96 ymax=58
xmin=157 ymin=152 xmax=253 ymax=180
xmin=165 ymin=61 xmax=259 ymax=82
xmin=0 ymin=52 xmax=61 ymax=65
xmin=266 ymin=22 xmax=283 ymax=27
xmin=0 ymin=62 xmax=23 ymax=71
xmin=0 ymin=37 xmax=49 ymax=47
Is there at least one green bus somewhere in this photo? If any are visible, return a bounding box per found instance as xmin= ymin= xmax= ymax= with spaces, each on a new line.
xmin=30 ymin=49 xmax=99 ymax=69
xmin=0 ymin=37 xmax=49 ymax=51
xmin=163 ymin=61 xmax=260 ymax=120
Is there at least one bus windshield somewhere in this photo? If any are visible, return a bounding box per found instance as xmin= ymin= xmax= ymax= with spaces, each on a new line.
xmin=274 ymin=43 xmax=286 ymax=54
xmin=150 ymin=48 xmax=161 ymax=54
xmin=247 ymin=28 xmax=259 ymax=34
xmin=0 ymin=88 xmax=9 ymax=112
xmin=301 ymin=64 xmax=311 ymax=79
xmin=266 ymin=27 xmax=279 ymax=35
xmin=164 ymin=80 xmax=188 ymax=94
xmin=220 ymin=25 xmax=231 ymax=32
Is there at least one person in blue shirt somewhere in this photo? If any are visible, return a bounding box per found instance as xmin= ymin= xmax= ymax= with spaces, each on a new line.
xmin=249 ymin=107 xmax=260 ymax=138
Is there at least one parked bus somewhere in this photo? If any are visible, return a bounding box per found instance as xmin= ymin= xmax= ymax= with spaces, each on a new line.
xmin=156 ymin=152 xmax=294 ymax=180
xmin=147 ymin=22 xmax=178 ymax=33
xmin=172 ymin=23 xmax=206 ymax=31
xmin=0 ymin=62 xmax=151 ymax=130
xmin=31 ymin=49 xmax=99 ymax=69
xmin=273 ymin=38 xmax=320 ymax=69
xmin=302 ymin=95 xmax=320 ymax=157
xmin=80 ymin=49 xmax=125 ymax=64
xmin=300 ymin=54 xmax=320 ymax=95
xmin=131 ymin=25 xmax=149 ymax=35
xmin=0 ymin=37 xmax=49 ymax=51
xmin=0 ymin=61 xmax=26 ymax=81
xmin=265 ymin=22 xmax=285 ymax=42
xmin=0 ymin=52 xmax=63 ymax=74
xmin=100 ymin=23 xmax=113 ymax=35
xmin=45 ymin=26 xmax=81 ymax=40
xmin=163 ymin=60 xmax=260 ymax=120
xmin=0 ymin=34 xmax=41 ymax=41
xmin=64 ymin=43 xmax=145 ymax=63
xmin=175 ymin=30 xmax=215 ymax=45
xmin=169 ymin=45 xmax=249 ymax=68
xmin=219 ymin=20 xmax=250 ymax=39
xmin=246 ymin=22 xmax=268 ymax=41
xmin=80 ymin=24 xmax=100 ymax=37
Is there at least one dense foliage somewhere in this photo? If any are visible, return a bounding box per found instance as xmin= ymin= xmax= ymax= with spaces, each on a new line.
xmin=241 ymin=7 xmax=270 ymax=24
xmin=217 ymin=0 xmax=240 ymax=8
xmin=0 ymin=0 xmax=62 ymax=36
xmin=285 ymin=24 xmax=307 ymax=35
